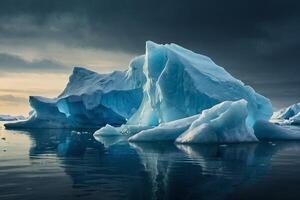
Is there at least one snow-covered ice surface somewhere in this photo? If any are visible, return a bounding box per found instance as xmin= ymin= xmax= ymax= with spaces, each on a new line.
xmin=254 ymin=120 xmax=300 ymax=140
xmin=93 ymin=124 xmax=122 ymax=136
xmin=176 ymin=100 xmax=258 ymax=144
xmin=128 ymin=115 xmax=199 ymax=142
xmin=0 ymin=114 xmax=25 ymax=121
xmin=94 ymin=124 xmax=154 ymax=137
xmin=93 ymin=123 xmax=154 ymax=138
xmin=127 ymin=41 xmax=272 ymax=127
xmin=271 ymin=103 xmax=300 ymax=125
xmin=5 ymin=56 xmax=146 ymax=129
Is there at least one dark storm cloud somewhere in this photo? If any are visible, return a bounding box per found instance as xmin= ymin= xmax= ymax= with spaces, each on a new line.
xmin=0 ymin=0 xmax=299 ymax=51
xmin=0 ymin=53 xmax=69 ymax=73
xmin=0 ymin=0 xmax=299 ymax=107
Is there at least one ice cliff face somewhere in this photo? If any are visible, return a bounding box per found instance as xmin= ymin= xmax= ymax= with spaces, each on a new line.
xmin=128 ymin=41 xmax=272 ymax=127
xmin=5 ymin=56 xmax=145 ymax=129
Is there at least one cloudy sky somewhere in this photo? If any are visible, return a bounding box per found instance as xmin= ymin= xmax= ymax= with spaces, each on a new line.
xmin=0 ymin=0 xmax=299 ymax=115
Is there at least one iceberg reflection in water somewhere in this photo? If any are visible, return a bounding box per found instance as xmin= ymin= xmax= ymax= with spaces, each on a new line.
xmin=1 ymin=127 xmax=300 ymax=200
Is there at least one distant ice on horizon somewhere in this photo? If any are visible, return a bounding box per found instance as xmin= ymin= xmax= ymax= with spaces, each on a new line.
xmin=0 ymin=114 xmax=25 ymax=121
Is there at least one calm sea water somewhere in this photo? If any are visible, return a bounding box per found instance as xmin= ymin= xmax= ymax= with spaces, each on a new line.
xmin=1 ymin=123 xmax=300 ymax=200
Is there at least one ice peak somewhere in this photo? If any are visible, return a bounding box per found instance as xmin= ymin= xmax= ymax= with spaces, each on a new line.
xmin=145 ymin=40 xmax=160 ymax=50
xmin=72 ymin=66 xmax=96 ymax=76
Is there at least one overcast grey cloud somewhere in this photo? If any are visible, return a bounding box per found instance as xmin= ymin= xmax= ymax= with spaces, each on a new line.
xmin=0 ymin=53 xmax=69 ymax=73
xmin=0 ymin=0 xmax=299 ymax=107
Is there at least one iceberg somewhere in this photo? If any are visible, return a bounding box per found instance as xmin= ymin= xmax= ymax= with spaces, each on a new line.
xmin=6 ymin=41 xmax=272 ymax=132
xmin=93 ymin=42 xmax=272 ymax=142
xmin=5 ymin=56 xmax=146 ymax=129
xmin=0 ymin=114 xmax=25 ymax=121
xmin=255 ymin=103 xmax=300 ymax=141
xmin=176 ymin=100 xmax=258 ymax=144
xmin=271 ymin=103 xmax=300 ymax=125
xmin=127 ymin=41 xmax=272 ymax=127
xmin=254 ymin=120 xmax=300 ymax=141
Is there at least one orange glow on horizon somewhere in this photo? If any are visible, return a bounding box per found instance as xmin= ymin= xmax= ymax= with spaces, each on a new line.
xmin=0 ymin=72 xmax=69 ymax=116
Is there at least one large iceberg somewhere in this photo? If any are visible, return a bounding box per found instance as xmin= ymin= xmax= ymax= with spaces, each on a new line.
xmin=5 ymin=56 xmax=146 ymax=129
xmin=176 ymin=100 xmax=258 ymax=144
xmin=127 ymin=41 xmax=272 ymax=127
xmin=271 ymin=103 xmax=300 ymax=125
xmin=93 ymin=41 xmax=273 ymax=143
xmin=5 ymin=41 xmax=273 ymax=134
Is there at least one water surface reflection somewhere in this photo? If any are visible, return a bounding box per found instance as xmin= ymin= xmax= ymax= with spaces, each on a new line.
xmin=1 ymin=127 xmax=300 ymax=200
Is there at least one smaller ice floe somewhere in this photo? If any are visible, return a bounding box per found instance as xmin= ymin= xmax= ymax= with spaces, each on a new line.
xmin=271 ymin=103 xmax=300 ymax=125
xmin=0 ymin=114 xmax=25 ymax=121
xmin=93 ymin=124 xmax=153 ymax=137
xmin=254 ymin=120 xmax=300 ymax=141
xmin=176 ymin=100 xmax=258 ymax=144
xmin=116 ymin=125 xmax=154 ymax=136
xmin=128 ymin=115 xmax=199 ymax=142
xmin=94 ymin=124 xmax=122 ymax=137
